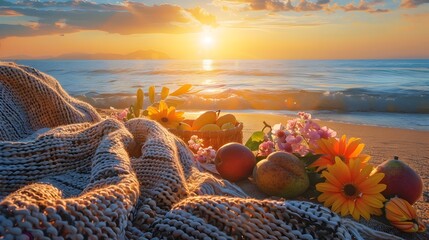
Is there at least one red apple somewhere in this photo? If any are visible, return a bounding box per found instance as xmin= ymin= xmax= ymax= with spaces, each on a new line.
xmin=373 ymin=156 xmax=423 ymax=204
xmin=215 ymin=142 xmax=256 ymax=182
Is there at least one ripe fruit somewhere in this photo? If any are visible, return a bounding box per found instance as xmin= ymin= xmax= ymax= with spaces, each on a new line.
xmin=373 ymin=156 xmax=423 ymax=204
xmin=177 ymin=122 xmax=192 ymax=131
xmin=192 ymin=111 xmax=218 ymax=130
xmin=385 ymin=196 xmax=426 ymax=233
xmin=216 ymin=114 xmax=237 ymax=127
xmin=253 ymin=152 xmax=309 ymax=198
xmin=200 ymin=123 xmax=221 ymax=132
xmin=221 ymin=122 xmax=236 ymax=130
xmin=215 ymin=143 xmax=256 ymax=182
xmin=183 ymin=119 xmax=194 ymax=126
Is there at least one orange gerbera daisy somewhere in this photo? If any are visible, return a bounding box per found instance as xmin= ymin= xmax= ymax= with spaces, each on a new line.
xmin=316 ymin=157 xmax=386 ymax=221
xmin=147 ymin=100 xmax=184 ymax=129
xmin=310 ymin=135 xmax=370 ymax=171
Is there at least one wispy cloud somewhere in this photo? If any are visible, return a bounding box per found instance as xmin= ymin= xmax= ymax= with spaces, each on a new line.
xmin=0 ymin=0 xmax=217 ymax=38
xmin=341 ymin=0 xmax=389 ymax=13
xmin=215 ymin=0 xmax=390 ymax=13
xmin=220 ymin=11 xmax=329 ymax=30
xmin=0 ymin=9 xmax=21 ymax=16
xmin=400 ymin=0 xmax=429 ymax=8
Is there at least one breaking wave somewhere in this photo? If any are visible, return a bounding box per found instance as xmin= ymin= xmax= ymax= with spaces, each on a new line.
xmin=76 ymin=89 xmax=429 ymax=114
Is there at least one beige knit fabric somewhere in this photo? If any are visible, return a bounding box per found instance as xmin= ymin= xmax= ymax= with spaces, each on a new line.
xmin=0 ymin=62 xmax=418 ymax=239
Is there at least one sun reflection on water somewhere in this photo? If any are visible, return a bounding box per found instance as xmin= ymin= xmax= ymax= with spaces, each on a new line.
xmin=202 ymin=59 xmax=213 ymax=71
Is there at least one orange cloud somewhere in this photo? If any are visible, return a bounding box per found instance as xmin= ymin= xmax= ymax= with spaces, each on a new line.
xmin=296 ymin=0 xmax=324 ymax=11
xmin=341 ymin=0 xmax=390 ymax=13
xmin=0 ymin=9 xmax=21 ymax=16
xmin=187 ymin=7 xmax=218 ymax=26
xmin=216 ymin=0 xmax=388 ymax=13
xmin=0 ymin=1 xmax=217 ymax=38
xmin=342 ymin=0 xmax=371 ymax=11
xmin=401 ymin=0 xmax=429 ymax=8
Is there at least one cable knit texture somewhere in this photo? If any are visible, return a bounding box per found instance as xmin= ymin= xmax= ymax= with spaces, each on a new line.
xmin=0 ymin=62 xmax=417 ymax=239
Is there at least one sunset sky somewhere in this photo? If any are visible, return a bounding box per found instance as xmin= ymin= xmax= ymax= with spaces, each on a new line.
xmin=0 ymin=0 xmax=428 ymax=59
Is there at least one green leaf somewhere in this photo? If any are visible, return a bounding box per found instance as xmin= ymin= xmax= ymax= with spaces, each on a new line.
xmin=245 ymin=131 xmax=265 ymax=151
xmin=256 ymin=155 xmax=266 ymax=163
xmin=296 ymin=152 xmax=323 ymax=167
xmin=126 ymin=112 xmax=134 ymax=121
xmin=307 ymin=172 xmax=324 ymax=185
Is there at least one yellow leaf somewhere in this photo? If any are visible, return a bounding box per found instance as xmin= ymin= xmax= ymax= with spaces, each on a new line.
xmin=148 ymin=85 xmax=155 ymax=104
xmin=170 ymin=84 xmax=192 ymax=96
xmin=161 ymin=87 xmax=170 ymax=100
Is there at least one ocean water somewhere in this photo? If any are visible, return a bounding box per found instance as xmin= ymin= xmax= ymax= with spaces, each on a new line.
xmin=15 ymin=59 xmax=429 ymax=130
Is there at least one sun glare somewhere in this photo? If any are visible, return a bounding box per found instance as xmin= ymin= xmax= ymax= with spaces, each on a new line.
xmin=200 ymin=29 xmax=215 ymax=48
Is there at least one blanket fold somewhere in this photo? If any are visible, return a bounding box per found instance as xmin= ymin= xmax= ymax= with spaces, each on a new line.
xmin=0 ymin=62 xmax=415 ymax=239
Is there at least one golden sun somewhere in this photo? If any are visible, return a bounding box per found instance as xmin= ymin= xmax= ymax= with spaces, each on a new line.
xmin=200 ymin=29 xmax=215 ymax=48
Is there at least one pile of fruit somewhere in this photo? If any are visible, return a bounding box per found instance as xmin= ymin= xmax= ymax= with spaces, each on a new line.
xmin=188 ymin=112 xmax=427 ymax=234
xmin=212 ymin=145 xmax=426 ymax=233
xmin=176 ymin=111 xmax=239 ymax=132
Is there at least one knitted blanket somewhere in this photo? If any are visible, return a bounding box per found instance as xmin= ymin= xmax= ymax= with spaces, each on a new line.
xmin=0 ymin=62 xmax=415 ymax=239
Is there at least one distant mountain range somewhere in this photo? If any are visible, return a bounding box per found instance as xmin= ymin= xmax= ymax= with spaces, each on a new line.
xmin=1 ymin=50 xmax=170 ymax=60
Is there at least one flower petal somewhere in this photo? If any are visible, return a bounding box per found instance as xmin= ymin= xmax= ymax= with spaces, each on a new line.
xmin=361 ymin=184 xmax=386 ymax=195
xmin=345 ymin=138 xmax=364 ymax=158
xmin=361 ymin=194 xmax=384 ymax=208
xmin=316 ymin=182 xmax=339 ymax=193
xmin=321 ymin=171 xmax=343 ymax=188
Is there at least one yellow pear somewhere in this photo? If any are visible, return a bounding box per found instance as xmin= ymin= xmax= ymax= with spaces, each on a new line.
xmin=253 ymin=152 xmax=309 ymax=198
xmin=216 ymin=114 xmax=237 ymax=127
xmin=177 ymin=122 xmax=192 ymax=131
xmin=221 ymin=122 xmax=236 ymax=130
xmin=192 ymin=111 xmax=218 ymax=130
xmin=200 ymin=124 xmax=221 ymax=132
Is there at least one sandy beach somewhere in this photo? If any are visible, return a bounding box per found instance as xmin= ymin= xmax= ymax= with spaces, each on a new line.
xmin=102 ymin=109 xmax=429 ymax=225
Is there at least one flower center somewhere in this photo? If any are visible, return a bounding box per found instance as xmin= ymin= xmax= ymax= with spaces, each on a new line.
xmin=343 ymin=184 xmax=358 ymax=197
xmin=161 ymin=117 xmax=169 ymax=122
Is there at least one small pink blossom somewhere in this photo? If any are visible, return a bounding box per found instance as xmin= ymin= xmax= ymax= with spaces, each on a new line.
xmin=258 ymin=141 xmax=275 ymax=157
xmin=292 ymin=144 xmax=308 ymax=156
xmin=318 ymin=126 xmax=337 ymax=139
xmin=286 ymin=135 xmax=309 ymax=156
xmin=112 ymin=108 xmax=128 ymax=122
xmin=298 ymin=112 xmax=312 ymax=120
xmin=271 ymin=123 xmax=285 ymax=136
xmin=195 ymin=146 xmax=217 ymax=163
xmin=188 ymin=135 xmax=204 ymax=151
xmin=286 ymin=119 xmax=298 ymax=132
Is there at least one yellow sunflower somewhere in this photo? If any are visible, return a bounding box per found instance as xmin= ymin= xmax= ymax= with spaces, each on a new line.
xmin=310 ymin=134 xmax=370 ymax=171
xmin=147 ymin=100 xmax=184 ymax=129
xmin=316 ymin=157 xmax=386 ymax=221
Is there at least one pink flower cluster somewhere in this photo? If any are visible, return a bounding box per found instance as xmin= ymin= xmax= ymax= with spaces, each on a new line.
xmin=258 ymin=141 xmax=275 ymax=157
xmin=188 ymin=135 xmax=216 ymax=163
xmin=188 ymin=135 xmax=204 ymax=151
xmin=111 ymin=108 xmax=128 ymax=122
xmin=195 ymin=146 xmax=217 ymax=163
xmin=259 ymin=112 xmax=337 ymax=156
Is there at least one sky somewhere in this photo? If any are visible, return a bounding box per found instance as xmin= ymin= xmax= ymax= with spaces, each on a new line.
xmin=0 ymin=0 xmax=428 ymax=59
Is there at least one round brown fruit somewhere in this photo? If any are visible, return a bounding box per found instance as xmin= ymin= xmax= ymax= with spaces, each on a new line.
xmin=373 ymin=156 xmax=423 ymax=204
xmin=215 ymin=143 xmax=256 ymax=182
xmin=253 ymin=152 xmax=309 ymax=198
